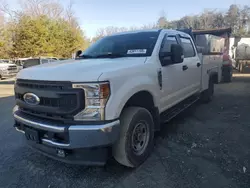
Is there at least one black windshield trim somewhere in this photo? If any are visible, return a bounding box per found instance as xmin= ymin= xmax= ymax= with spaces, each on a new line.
xmin=80 ymin=30 xmax=161 ymax=59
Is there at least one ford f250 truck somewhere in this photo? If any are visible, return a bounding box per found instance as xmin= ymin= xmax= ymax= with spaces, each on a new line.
xmin=13 ymin=29 xmax=218 ymax=168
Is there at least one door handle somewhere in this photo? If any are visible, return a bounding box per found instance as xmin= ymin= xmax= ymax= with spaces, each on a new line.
xmin=182 ymin=65 xmax=188 ymax=71
xmin=197 ymin=62 xmax=201 ymax=67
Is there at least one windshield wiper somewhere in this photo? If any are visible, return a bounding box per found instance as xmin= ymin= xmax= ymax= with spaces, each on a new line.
xmin=94 ymin=53 xmax=126 ymax=58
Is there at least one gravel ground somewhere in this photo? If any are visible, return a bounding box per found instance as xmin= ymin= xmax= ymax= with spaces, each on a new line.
xmin=0 ymin=74 xmax=249 ymax=188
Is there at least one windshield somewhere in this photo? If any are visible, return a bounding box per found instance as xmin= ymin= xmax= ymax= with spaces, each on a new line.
xmin=23 ymin=59 xmax=40 ymax=68
xmin=80 ymin=31 xmax=160 ymax=58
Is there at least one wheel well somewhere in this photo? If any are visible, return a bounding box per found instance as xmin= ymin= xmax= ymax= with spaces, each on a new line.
xmin=210 ymin=72 xmax=218 ymax=84
xmin=122 ymin=91 xmax=160 ymax=131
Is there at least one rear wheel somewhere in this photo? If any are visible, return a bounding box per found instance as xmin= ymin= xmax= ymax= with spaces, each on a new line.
xmin=223 ymin=72 xmax=232 ymax=82
xmin=113 ymin=107 xmax=154 ymax=168
xmin=0 ymin=74 xmax=2 ymax=80
xmin=200 ymin=78 xmax=214 ymax=103
xmin=239 ymin=63 xmax=243 ymax=73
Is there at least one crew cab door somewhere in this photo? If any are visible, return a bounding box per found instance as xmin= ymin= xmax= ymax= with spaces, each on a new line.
xmin=159 ymin=35 xmax=187 ymax=111
xmin=179 ymin=36 xmax=202 ymax=95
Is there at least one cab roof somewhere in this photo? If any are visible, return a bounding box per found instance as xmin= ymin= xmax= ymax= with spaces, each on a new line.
xmin=109 ymin=29 xmax=191 ymax=38
xmin=109 ymin=29 xmax=161 ymax=36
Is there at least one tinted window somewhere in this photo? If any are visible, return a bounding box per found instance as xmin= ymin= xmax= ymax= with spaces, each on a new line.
xmin=81 ymin=31 xmax=160 ymax=58
xmin=41 ymin=59 xmax=49 ymax=64
xmin=180 ymin=38 xmax=195 ymax=57
xmin=160 ymin=36 xmax=178 ymax=53
xmin=23 ymin=59 xmax=40 ymax=68
xmin=15 ymin=60 xmax=22 ymax=66
xmin=49 ymin=59 xmax=57 ymax=62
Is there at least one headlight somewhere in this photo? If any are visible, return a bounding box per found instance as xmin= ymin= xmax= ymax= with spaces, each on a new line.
xmin=72 ymin=82 xmax=110 ymax=121
xmin=0 ymin=67 xmax=7 ymax=71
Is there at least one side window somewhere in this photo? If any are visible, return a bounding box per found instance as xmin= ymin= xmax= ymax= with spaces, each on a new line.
xmin=23 ymin=59 xmax=40 ymax=68
xmin=180 ymin=37 xmax=195 ymax=58
xmin=41 ymin=59 xmax=49 ymax=64
xmin=160 ymin=36 xmax=178 ymax=53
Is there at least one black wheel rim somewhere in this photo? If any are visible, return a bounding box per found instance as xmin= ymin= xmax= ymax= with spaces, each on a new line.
xmin=131 ymin=121 xmax=150 ymax=156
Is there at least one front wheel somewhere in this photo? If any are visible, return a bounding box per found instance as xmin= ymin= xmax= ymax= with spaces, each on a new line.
xmin=112 ymin=107 xmax=154 ymax=168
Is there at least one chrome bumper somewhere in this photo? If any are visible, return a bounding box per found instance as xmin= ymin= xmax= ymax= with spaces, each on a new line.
xmin=13 ymin=107 xmax=120 ymax=149
xmin=1 ymin=71 xmax=17 ymax=78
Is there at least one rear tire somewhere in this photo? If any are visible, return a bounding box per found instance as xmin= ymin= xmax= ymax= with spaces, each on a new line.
xmin=223 ymin=73 xmax=232 ymax=83
xmin=113 ymin=107 xmax=154 ymax=168
xmin=239 ymin=64 xmax=243 ymax=73
xmin=200 ymin=78 xmax=214 ymax=103
xmin=0 ymin=74 xmax=2 ymax=80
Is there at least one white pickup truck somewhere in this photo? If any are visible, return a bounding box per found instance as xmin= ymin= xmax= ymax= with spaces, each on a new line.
xmin=13 ymin=29 xmax=219 ymax=168
xmin=0 ymin=60 xmax=18 ymax=80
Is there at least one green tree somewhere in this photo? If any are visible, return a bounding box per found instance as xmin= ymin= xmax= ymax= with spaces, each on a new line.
xmin=157 ymin=16 xmax=169 ymax=28
xmin=226 ymin=4 xmax=241 ymax=34
xmin=10 ymin=15 xmax=85 ymax=58
xmin=240 ymin=6 xmax=250 ymax=35
xmin=0 ymin=27 xmax=12 ymax=58
xmin=11 ymin=15 xmax=50 ymax=57
xmin=212 ymin=12 xmax=226 ymax=28
xmin=0 ymin=0 xmax=87 ymax=58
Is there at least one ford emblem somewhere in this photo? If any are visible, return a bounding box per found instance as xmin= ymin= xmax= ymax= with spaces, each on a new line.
xmin=23 ymin=93 xmax=40 ymax=106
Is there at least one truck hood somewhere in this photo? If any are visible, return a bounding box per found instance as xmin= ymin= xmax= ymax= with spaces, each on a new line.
xmin=16 ymin=57 xmax=147 ymax=82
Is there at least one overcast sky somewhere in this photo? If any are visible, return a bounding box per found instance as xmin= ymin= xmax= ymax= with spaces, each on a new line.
xmin=6 ymin=0 xmax=250 ymax=38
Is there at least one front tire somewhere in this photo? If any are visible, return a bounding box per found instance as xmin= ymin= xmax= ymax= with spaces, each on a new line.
xmin=113 ymin=107 xmax=154 ymax=168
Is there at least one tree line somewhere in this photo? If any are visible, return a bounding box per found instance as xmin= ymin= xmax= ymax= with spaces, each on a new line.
xmin=1 ymin=1 xmax=250 ymax=59
xmin=92 ymin=4 xmax=250 ymax=42
xmin=165 ymin=4 xmax=250 ymax=35
xmin=0 ymin=0 xmax=90 ymax=59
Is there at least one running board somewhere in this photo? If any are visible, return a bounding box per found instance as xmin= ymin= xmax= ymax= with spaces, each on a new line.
xmin=160 ymin=94 xmax=200 ymax=123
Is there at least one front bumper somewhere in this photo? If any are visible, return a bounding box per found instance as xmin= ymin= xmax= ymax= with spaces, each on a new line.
xmin=13 ymin=107 xmax=120 ymax=165
xmin=1 ymin=71 xmax=17 ymax=78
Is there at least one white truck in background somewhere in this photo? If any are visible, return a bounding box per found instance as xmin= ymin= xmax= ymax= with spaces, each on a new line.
xmin=193 ymin=33 xmax=232 ymax=82
xmin=230 ymin=37 xmax=250 ymax=73
xmin=0 ymin=60 xmax=18 ymax=80
xmin=13 ymin=29 xmax=219 ymax=168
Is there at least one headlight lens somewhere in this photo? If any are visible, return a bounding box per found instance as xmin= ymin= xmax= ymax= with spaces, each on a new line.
xmin=0 ymin=67 xmax=7 ymax=71
xmin=72 ymin=82 xmax=110 ymax=121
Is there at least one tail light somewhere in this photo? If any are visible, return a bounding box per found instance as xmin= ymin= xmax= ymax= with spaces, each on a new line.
xmin=222 ymin=54 xmax=232 ymax=66
xmin=223 ymin=54 xmax=229 ymax=61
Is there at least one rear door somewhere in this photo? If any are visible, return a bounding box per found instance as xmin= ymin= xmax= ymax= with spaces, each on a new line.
xmin=159 ymin=34 xmax=188 ymax=111
xmin=179 ymin=36 xmax=201 ymax=95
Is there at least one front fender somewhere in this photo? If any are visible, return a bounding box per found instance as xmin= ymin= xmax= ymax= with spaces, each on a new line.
xmin=104 ymin=75 xmax=160 ymax=120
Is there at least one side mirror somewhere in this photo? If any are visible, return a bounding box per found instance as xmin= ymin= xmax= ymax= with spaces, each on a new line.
xmin=171 ymin=44 xmax=184 ymax=64
xmin=75 ymin=50 xmax=82 ymax=58
xmin=159 ymin=44 xmax=184 ymax=66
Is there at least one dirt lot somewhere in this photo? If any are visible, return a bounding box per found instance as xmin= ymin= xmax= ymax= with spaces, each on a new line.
xmin=0 ymin=75 xmax=249 ymax=188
